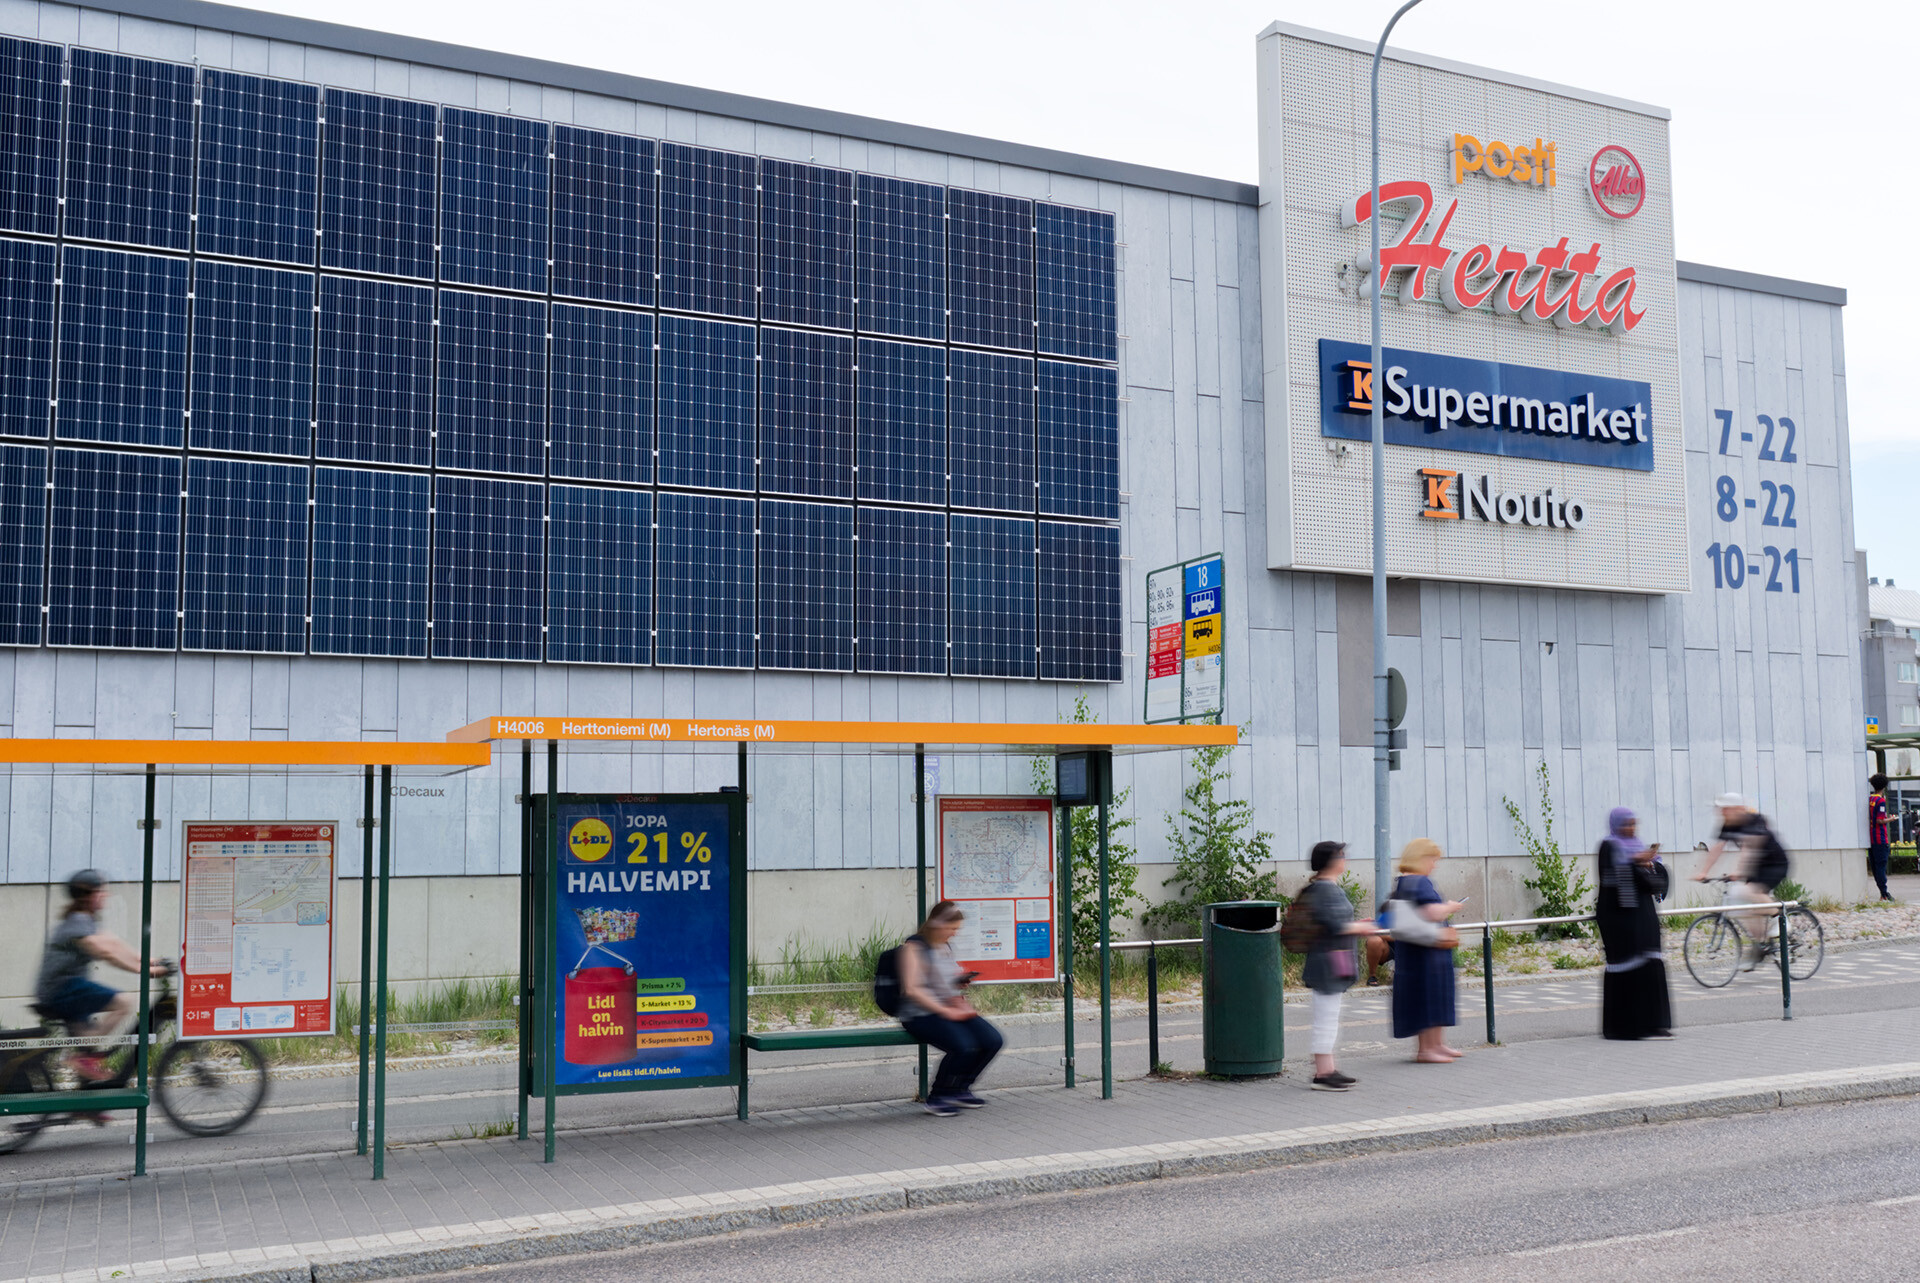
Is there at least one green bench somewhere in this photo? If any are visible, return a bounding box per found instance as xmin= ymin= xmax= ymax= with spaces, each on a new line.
xmin=737 ymin=1027 xmax=919 ymax=1119
xmin=0 ymin=1087 xmax=147 ymax=1116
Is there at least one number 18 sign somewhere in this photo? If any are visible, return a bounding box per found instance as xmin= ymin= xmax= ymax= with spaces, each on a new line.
xmin=1144 ymin=553 xmax=1225 ymax=724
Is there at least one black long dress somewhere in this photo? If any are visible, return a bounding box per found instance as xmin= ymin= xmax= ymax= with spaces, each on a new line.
xmin=1594 ymin=840 xmax=1673 ymax=1040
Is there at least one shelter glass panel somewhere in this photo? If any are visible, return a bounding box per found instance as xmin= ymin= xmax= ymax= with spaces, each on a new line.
xmin=189 ymin=259 xmax=314 ymax=457
xmin=431 ymin=475 xmax=544 ymax=662
xmin=55 ymin=245 xmax=188 ymax=448
xmin=47 ymin=447 xmax=180 ymax=650
xmin=310 ymin=465 xmax=428 ymax=658
xmin=197 ymin=69 xmax=321 ymax=265
xmin=182 ymin=457 xmax=309 ymax=654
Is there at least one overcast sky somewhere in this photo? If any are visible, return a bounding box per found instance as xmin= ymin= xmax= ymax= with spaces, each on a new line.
xmin=249 ymin=0 xmax=1918 ymax=584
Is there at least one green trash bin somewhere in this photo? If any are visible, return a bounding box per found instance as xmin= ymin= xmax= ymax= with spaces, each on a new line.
xmin=1202 ymin=900 xmax=1284 ymax=1075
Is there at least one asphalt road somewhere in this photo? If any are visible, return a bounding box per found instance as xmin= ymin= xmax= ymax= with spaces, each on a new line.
xmin=4 ymin=940 xmax=1919 ymax=1182
xmin=422 ymin=1095 xmax=1920 ymax=1282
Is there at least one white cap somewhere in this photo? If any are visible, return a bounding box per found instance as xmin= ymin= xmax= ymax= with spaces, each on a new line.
xmin=1713 ymin=792 xmax=1748 ymax=809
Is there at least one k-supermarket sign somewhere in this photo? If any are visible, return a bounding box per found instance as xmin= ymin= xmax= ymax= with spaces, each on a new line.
xmin=1318 ymin=339 xmax=1654 ymax=472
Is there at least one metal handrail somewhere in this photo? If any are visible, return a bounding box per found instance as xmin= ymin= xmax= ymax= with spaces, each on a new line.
xmin=1454 ymin=901 xmax=1801 ymax=933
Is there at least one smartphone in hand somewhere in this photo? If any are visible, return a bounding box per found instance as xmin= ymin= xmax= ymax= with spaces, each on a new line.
xmin=958 ymin=970 xmax=981 ymax=986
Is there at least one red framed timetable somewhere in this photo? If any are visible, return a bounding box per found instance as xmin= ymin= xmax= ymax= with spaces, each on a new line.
xmin=936 ymin=797 xmax=1057 ymax=983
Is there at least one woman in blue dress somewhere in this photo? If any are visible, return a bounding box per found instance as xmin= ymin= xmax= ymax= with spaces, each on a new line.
xmin=1390 ymin=838 xmax=1465 ymax=1063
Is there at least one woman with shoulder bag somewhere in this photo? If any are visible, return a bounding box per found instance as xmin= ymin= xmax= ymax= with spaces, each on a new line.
xmin=1300 ymin=841 xmax=1386 ymax=1092
xmin=1388 ymin=838 xmax=1465 ymax=1063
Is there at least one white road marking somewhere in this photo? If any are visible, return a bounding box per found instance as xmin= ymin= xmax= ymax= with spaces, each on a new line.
xmin=1872 ymin=1193 xmax=1920 ymax=1207
xmin=1508 ymin=1225 xmax=1699 ymax=1257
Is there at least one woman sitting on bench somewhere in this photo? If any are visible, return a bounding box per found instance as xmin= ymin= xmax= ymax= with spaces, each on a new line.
xmin=896 ymin=900 xmax=1003 ymax=1117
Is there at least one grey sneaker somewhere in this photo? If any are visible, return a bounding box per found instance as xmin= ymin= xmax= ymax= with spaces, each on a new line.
xmin=922 ymin=1098 xmax=959 ymax=1117
xmin=949 ymin=1092 xmax=986 ymax=1108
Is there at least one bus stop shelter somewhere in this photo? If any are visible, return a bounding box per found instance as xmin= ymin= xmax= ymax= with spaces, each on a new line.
xmin=444 ymin=716 xmax=1238 ymax=1160
xmin=0 ymin=738 xmax=489 ymax=1179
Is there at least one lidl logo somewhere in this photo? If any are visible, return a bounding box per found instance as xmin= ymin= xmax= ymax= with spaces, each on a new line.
xmin=568 ymin=818 xmax=614 ymax=863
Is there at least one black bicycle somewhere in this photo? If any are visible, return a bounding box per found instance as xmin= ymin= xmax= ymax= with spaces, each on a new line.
xmin=0 ymin=967 xmax=269 ymax=1154
xmin=1681 ymin=876 xmax=1824 ymax=988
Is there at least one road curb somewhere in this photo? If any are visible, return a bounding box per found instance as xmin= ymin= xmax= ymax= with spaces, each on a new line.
xmin=95 ymin=1065 xmax=1920 ymax=1283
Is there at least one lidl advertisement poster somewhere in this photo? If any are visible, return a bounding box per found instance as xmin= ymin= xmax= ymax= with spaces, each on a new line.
xmin=551 ymin=799 xmax=732 ymax=1086
xmin=178 ymin=822 xmax=336 ymax=1040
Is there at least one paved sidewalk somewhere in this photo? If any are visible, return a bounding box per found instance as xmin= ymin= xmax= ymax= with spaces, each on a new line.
xmin=6 ymin=1007 xmax=1920 ymax=1283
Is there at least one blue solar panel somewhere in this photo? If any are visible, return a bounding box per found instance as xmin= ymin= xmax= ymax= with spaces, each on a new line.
xmin=657 ymin=315 xmax=754 ymax=491
xmin=197 ymin=70 xmax=320 ymax=265
xmin=759 ymin=327 xmax=852 ymax=499
xmin=182 ymin=457 xmax=309 ymax=654
xmin=46 ymin=447 xmax=180 ymax=650
xmin=948 ymin=189 xmax=1034 ymax=352
xmin=0 ymin=443 xmax=46 ymax=645
xmin=435 ymin=290 xmax=546 ymax=476
xmin=547 ymin=484 xmax=651 ymax=665
xmin=0 ymin=237 xmax=55 ymax=438
xmin=189 ymin=260 xmax=314 ymax=457
xmin=0 ymin=37 xmax=64 ymax=237
xmin=431 ymin=475 xmax=543 ymax=661
xmin=659 ymin=143 xmax=755 ymax=318
xmin=56 ymin=246 xmax=188 ymax=448
xmin=856 ymin=506 xmax=944 ymax=675
xmin=1037 ymin=360 xmax=1118 ymax=520
xmin=948 ymin=348 xmax=1033 ymax=514
xmin=760 ymin=159 xmax=853 ymax=330
xmin=757 ymin=499 xmax=853 ymax=671
xmin=856 ymin=338 xmax=944 ymax=506
xmin=551 ymin=304 xmax=651 ymax=484
xmin=315 ymin=275 xmax=433 ymax=466
xmin=64 ymin=49 xmax=194 ymax=251
xmin=1036 ymin=204 xmax=1117 ymax=362
xmin=320 ymin=89 xmax=437 ymax=279
xmin=441 ymin=108 xmax=550 ymax=293
xmin=655 ymin=492 xmax=754 ymax=668
xmin=948 ymin=514 xmax=1034 ymax=679
xmin=1037 ymin=521 xmax=1119 ymax=682
xmin=310 ymin=466 xmax=428 ymax=657
xmin=855 ymin=174 xmax=943 ymax=342
xmin=553 ymin=127 xmax=654 ymax=306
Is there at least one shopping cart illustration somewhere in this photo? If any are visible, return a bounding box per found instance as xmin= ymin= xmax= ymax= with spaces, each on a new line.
xmin=569 ymin=907 xmax=639 ymax=978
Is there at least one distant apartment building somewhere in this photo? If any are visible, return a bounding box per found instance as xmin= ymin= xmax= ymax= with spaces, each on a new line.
xmin=1863 ymin=569 xmax=1920 ymax=800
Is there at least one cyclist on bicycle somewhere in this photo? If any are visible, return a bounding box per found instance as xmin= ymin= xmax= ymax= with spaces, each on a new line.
xmin=35 ymin=870 xmax=171 ymax=1081
xmin=1694 ymin=793 xmax=1790 ymax=969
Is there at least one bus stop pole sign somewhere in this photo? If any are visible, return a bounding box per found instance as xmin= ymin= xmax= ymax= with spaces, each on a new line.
xmin=1145 ymin=554 xmax=1225 ymax=724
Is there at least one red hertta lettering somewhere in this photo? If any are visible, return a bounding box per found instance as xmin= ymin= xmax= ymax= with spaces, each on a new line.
xmin=1347 ymin=180 xmax=1647 ymax=333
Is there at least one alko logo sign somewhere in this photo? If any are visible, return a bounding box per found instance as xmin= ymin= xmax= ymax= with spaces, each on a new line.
xmin=1588 ymin=144 xmax=1646 ymax=220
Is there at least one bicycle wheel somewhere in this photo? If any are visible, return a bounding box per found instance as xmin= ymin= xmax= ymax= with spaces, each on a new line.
xmin=1784 ymin=907 xmax=1825 ymax=981
xmin=0 ymin=1056 xmax=56 ymax=1155
xmin=155 ymin=1038 xmax=268 ymax=1137
xmin=1684 ymin=913 xmax=1745 ymax=988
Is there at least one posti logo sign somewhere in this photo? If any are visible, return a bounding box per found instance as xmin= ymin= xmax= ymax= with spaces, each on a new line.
xmin=1452 ymin=134 xmax=1557 ymax=188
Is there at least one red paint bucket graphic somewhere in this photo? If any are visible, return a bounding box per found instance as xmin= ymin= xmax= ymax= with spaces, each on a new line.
xmin=564 ymin=966 xmax=633 ymax=1065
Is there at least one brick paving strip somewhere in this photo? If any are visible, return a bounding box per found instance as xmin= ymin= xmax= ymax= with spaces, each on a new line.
xmin=6 ymin=1006 xmax=1920 ymax=1283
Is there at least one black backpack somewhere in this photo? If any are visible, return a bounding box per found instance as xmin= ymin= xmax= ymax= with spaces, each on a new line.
xmin=872 ymin=936 xmax=922 ymax=1017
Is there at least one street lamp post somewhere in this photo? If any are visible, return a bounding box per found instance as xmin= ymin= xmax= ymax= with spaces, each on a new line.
xmin=1370 ymin=0 xmax=1425 ymax=903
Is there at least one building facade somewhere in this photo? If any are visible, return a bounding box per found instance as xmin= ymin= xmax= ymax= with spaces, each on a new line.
xmin=0 ymin=4 xmax=1871 ymax=998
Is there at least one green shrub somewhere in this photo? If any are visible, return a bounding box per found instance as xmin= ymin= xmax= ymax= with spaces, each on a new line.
xmin=1503 ymin=761 xmax=1591 ymax=939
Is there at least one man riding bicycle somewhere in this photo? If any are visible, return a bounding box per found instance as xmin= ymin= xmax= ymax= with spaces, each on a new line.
xmin=1694 ymin=794 xmax=1790 ymax=969
xmin=35 ymin=869 xmax=171 ymax=1081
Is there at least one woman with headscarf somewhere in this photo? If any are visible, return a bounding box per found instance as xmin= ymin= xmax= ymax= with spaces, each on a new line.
xmin=1595 ymin=807 xmax=1674 ymax=1041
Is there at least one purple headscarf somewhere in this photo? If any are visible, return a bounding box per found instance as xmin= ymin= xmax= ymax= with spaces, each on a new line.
xmin=1608 ymin=806 xmax=1647 ymax=865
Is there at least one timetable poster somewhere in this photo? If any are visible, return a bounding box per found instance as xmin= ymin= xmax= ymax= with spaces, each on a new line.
xmin=178 ymin=822 xmax=337 ymax=1040
xmin=937 ymin=797 xmax=1057 ymax=983
xmin=551 ymin=798 xmax=733 ymax=1087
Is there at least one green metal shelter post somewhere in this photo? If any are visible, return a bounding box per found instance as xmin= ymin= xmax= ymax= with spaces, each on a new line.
xmin=736 ymin=742 xmax=750 ymax=1121
xmin=1098 ymin=782 xmax=1112 ymax=1101
xmin=371 ymin=765 xmax=392 ymax=1179
xmin=1060 ymin=803 xmax=1074 ymax=1089
xmin=914 ymin=747 xmax=929 ymax=1101
xmin=356 ymin=765 xmax=373 ymax=1156
xmin=543 ymin=739 xmax=558 ymax=1162
xmin=517 ymin=741 xmax=531 ymax=1141
xmin=133 ymin=764 xmax=155 ymax=1177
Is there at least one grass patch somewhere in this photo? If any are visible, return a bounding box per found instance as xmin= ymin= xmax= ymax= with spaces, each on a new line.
xmin=1550 ymin=952 xmax=1600 ymax=971
xmin=251 ymin=974 xmax=520 ymax=1066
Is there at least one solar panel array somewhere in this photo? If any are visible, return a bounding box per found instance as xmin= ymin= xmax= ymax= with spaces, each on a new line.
xmin=0 ymin=35 xmax=1122 ymax=679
